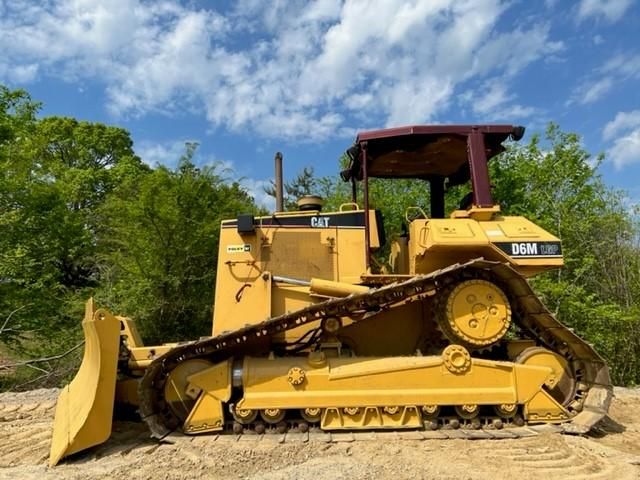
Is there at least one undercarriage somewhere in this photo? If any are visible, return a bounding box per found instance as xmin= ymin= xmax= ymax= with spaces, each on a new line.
xmin=137 ymin=260 xmax=612 ymax=441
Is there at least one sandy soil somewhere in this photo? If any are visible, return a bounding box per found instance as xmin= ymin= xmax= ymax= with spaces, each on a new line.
xmin=0 ymin=387 xmax=639 ymax=480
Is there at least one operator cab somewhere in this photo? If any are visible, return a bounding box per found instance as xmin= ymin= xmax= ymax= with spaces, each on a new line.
xmin=340 ymin=125 xmax=527 ymax=274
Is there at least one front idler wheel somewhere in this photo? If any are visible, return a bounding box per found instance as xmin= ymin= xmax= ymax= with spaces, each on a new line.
xmin=515 ymin=347 xmax=577 ymax=407
xmin=163 ymin=359 xmax=213 ymax=425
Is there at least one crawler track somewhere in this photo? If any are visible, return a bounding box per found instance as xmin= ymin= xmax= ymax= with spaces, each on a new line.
xmin=138 ymin=259 xmax=612 ymax=439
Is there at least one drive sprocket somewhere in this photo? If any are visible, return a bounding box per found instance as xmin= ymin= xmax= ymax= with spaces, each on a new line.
xmin=436 ymin=278 xmax=511 ymax=350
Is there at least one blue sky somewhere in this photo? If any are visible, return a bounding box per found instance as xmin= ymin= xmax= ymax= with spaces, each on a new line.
xmin=1 ymin=0 xmax=639 ymax=208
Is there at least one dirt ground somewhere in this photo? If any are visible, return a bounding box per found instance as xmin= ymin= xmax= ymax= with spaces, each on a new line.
xmin=1 ymin=387 xmax=639 ymax=480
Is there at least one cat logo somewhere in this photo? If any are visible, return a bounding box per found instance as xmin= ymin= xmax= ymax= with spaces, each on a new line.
xmin=310 ymin=216 xmax=330 ymax=228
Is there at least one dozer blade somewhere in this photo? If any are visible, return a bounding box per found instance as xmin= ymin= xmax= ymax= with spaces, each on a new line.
xmin=49 ymin=298 xmax=121 ymax=466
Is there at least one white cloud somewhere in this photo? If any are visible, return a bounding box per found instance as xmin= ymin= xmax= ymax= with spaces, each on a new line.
xmin=472 ymin=83 xmax=513 ymax=115
xmin=602 ymin=53 xmax=640 ymax=78
xmin=577 ymin=0 xmax=633 ymax=23
xmin=603 ymin=110 xmax=640 ymax=169
xmin=0 ymin=62 xmax=39 ymax=83
xmin=569 ymin=52 xmax=640 ymax=106
xmin=137 ymin=139 xmax=236 ymax=176
xmin=0 ymin=0 xmax=562 ymax=140
xmin=239 ymin=178 xmax=276 ymax=211
xmin=603 ymin=110 xmax=640 ymax=141
xmin=490 ymin=104 xmax=537 ymax=120
xmin=571 ymin=77 xmax=614 ymax=105
xmin=461 ymin=80 xmax=538 ymax=121
xmin=608 ymin=129 xmax=640 ymax=169
xmin=471 ymin=24 xmax=563 ymax=77
xmin=136 ymin=139 xmax=194 ymax=168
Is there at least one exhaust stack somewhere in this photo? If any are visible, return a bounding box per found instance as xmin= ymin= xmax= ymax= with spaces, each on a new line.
xmin=275 ymin=152 xmax=283 ymax=212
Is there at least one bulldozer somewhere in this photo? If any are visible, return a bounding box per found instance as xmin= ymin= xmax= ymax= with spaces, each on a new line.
xmin=49 ymin=124 xmax=613 ymax=466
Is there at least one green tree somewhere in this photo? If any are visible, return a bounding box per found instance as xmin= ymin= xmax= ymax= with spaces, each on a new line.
xmin=0 ymin=87 xmax=47 ymax=348
xmin=96 ymin=145 xmax=259 ymax=343
xmin=264 ymin=166 xmax=318 ymax=210
xmin=0 ymin=86 xmax=148 ymax=387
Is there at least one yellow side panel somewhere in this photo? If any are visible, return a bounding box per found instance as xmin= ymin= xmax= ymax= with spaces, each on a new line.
xmin=187 ymin=360 xmax=232 ymax=402
xmin=211 ymin=226 xmax=269 ymax=336
xmin=418 ymin=219 xmax=488 ymax=248
xmin=478 ymin=216 xmax=558 ymax=243
xmin=263 ymin=229 xmax=337 ymax=279
xmin=495 ymin=220 xmax=542 ymax=238
xmin=183 ymin=392 xmax=226 ymax=434
xmin=479 ymin=216 xmax=563 ymax=273
xmin=270 ymin=285 xmax=325 ymax=343
xmin=213 ymin=210 xmax=372 ymax=334
xmin=525 ymin=389 xmax=570 ymax=422
xmin=237 ymin=356 xmax=553 ymax=410
xmin=212 ymin=268 xmax=271 ymax=336
xmin=338 ymin=301 xmax=428 ymax=356
xmin=336 ymin=227 xmax=368 ymax=282
xmin=322 ymin=405 xmax=422 ymax=429
xmin=409 ymin=215 xmax=563 ymax=276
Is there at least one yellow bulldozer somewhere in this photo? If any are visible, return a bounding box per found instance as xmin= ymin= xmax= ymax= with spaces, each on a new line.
xmin=49 ymin=124 xmax=612 ymax=466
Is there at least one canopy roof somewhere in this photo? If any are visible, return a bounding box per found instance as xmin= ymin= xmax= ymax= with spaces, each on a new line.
xmin=342 ymin=125 xmax=524 ymax=184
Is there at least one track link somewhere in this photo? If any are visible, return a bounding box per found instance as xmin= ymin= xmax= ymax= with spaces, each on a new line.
xmin=138 ymin=259 xmax=612 ymax=439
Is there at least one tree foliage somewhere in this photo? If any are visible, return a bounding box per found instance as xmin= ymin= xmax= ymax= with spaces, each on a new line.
xmin=0 ymin=88 xmax=150 ymax=387
xmin=0 ymin=86 xmax=258 ymax=387
xmin=264 ymin=166 xmax=318 ymax=211
xmin=96 ymin=145 xmax=258 ymax=343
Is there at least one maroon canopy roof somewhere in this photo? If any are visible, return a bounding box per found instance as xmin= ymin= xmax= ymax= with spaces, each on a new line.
xmin=343 ymin=124 xmax=524 ymax=182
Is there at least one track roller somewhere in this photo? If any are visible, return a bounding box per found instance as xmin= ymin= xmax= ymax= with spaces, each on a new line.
xmin=261 ymin=408 xmax=286 ymax=424
xmin=494 ymin=404 xmax=517 ymax=419
xmin=301 ymin=407 xmax=322 ymax=423
xmin=233 ymin=407 xmax=257 ymax=424
xmin=455 ymin=404 xmax=479 ymax=420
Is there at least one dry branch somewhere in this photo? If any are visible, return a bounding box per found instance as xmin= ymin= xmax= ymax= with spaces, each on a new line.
xmin=0 ymin=341 xmax=84 ymax=372
xmin=0 ymin=304 xmax=31 ymax=337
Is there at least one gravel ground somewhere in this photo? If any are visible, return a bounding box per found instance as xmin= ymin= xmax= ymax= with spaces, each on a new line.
xmin=0 ymin=387 xmax=639 ymax=480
